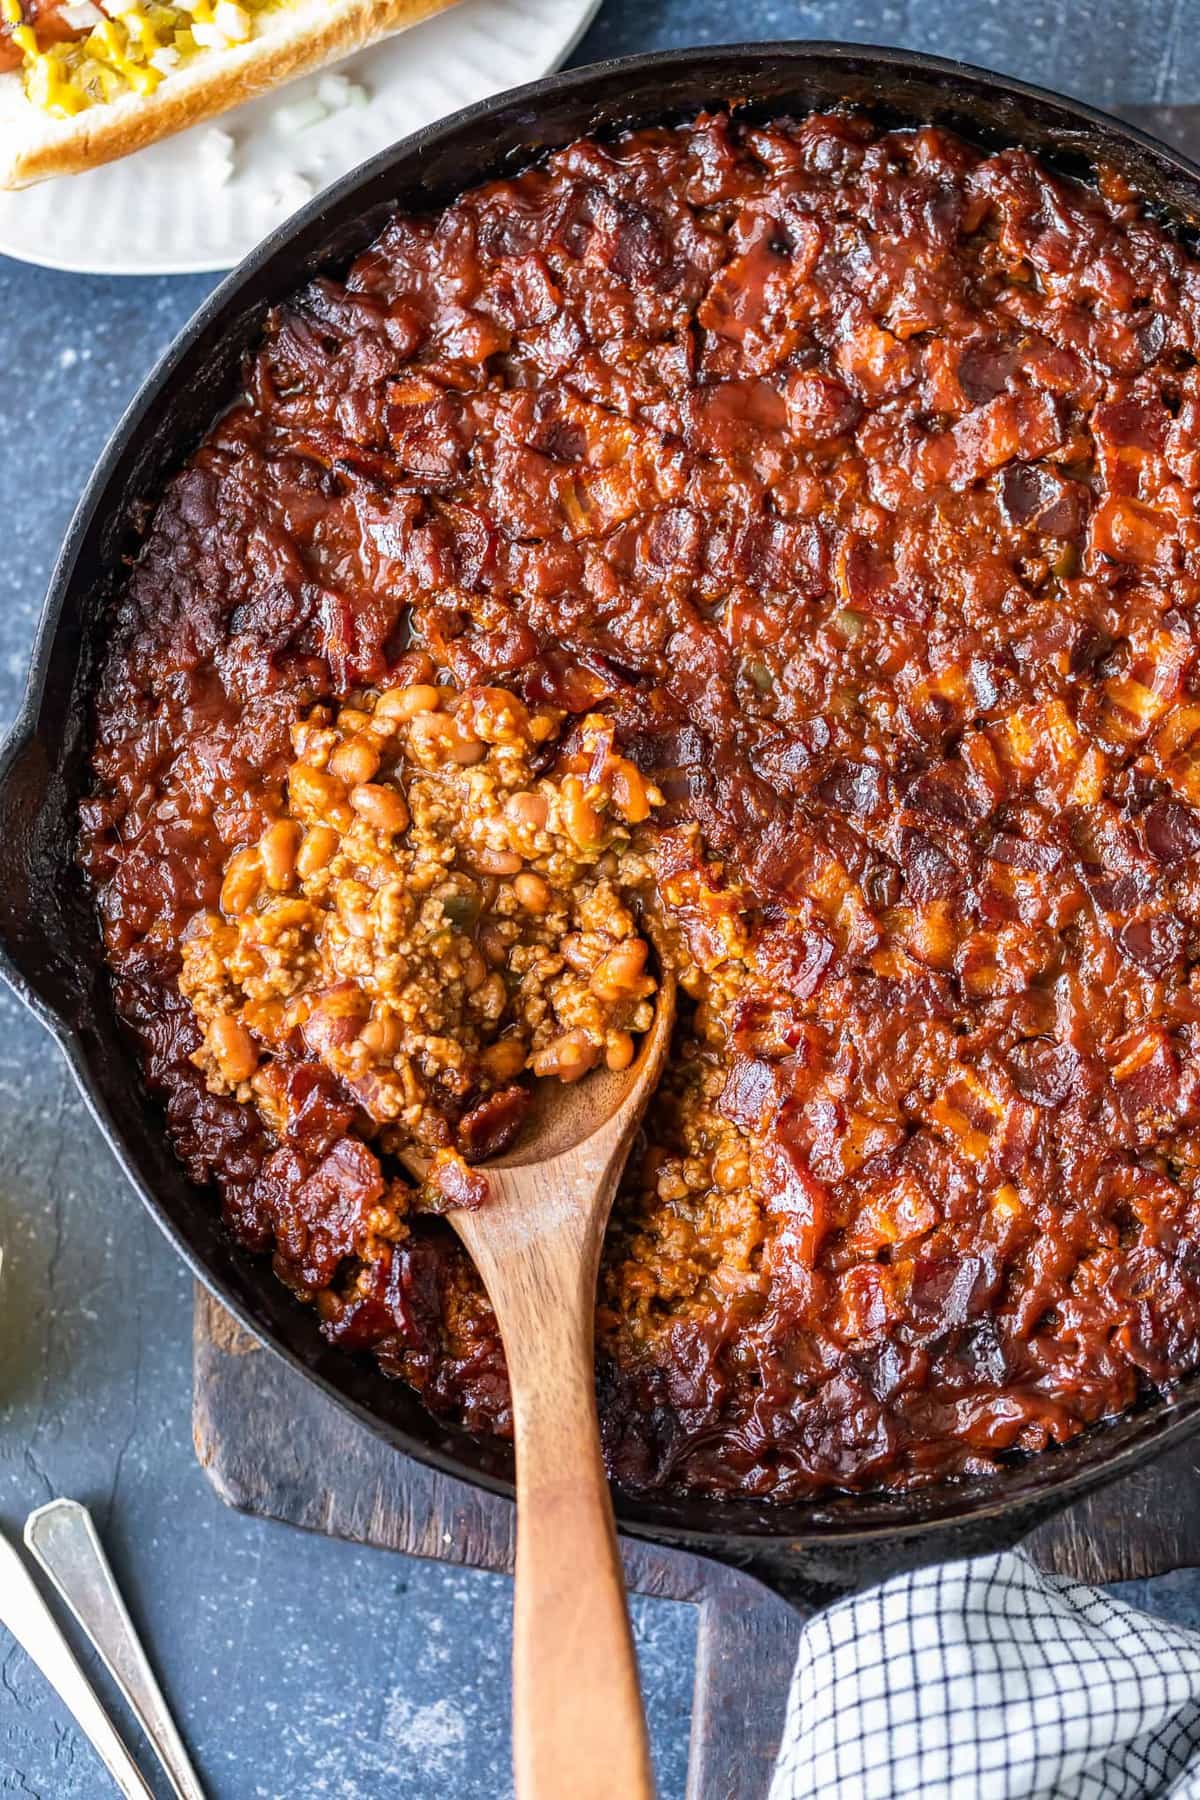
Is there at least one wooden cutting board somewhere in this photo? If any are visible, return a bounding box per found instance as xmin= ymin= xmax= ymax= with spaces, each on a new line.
xmin=193 ymin=1286 xmax=1200 ymax=1799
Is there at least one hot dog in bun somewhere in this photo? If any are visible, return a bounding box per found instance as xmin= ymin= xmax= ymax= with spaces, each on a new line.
xmin=0 ymin=0 xmax=461 ymax=188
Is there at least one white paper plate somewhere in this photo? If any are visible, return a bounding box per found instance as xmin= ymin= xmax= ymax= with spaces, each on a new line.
xmin=0 ymin=0 xmax=600 ymax=276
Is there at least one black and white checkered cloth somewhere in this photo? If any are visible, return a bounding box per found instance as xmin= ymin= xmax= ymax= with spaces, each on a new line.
xmin=770 ymin=1550 xmax=1200 ymax=1799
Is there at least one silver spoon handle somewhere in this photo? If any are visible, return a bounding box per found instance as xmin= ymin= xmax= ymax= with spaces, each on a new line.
xmin=24 ymin=1500 xmax=206 ymax=1800
xmin=0 ymin=1528 xmax=153 ymax=1800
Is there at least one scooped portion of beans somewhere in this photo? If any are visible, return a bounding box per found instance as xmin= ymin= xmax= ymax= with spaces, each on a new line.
xmin=178 ymin=678 xmax=661 ymax=1167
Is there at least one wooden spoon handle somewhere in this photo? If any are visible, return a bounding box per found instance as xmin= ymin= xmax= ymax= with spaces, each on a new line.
xmin=458 ymin=1191 xmax=656 ymax=1800
xmin=508 ymin=1307 xmax=655 ymax=1800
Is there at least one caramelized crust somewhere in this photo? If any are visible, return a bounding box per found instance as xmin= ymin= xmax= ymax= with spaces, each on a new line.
xmin=81 ymin=110 xmax=1200 ymax=1498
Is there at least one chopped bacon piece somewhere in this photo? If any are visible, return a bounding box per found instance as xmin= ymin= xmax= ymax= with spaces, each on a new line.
xmin=1089 ymin=496 xmax=1178 ymax=566
xmin=914 ymin=392 xmax=1064 ymax=490
xmin=836 ymin=312 xmax=916 ymax=399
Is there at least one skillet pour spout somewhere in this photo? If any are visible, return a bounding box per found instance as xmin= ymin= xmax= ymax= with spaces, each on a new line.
xmin=7 ymin=42 xmax=1200 ymax=1597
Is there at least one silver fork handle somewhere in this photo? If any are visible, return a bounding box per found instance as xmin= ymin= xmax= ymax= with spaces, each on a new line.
xmin=0 ymin=1528 xmax=153 ymax=1800
xmin=25 ymin=1500 xmax=206 ymax=1800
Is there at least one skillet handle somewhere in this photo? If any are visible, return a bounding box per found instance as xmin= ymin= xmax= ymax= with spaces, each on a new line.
xmin=689 ymin=1508 xmax=1051 ymax=1797
xmin=0 ymin=726 xmax=89 ymax=1030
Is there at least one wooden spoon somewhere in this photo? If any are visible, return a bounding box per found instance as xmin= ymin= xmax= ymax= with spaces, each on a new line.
xmin=402 ymin=962 xmax=675 ymax=1800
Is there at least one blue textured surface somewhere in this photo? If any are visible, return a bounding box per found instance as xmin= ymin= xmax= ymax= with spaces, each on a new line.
xmin=1 ymin=3 xmax=1199 ymax=1796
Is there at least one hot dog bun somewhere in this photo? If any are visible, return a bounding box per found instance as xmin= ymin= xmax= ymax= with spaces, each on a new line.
xmin=0 ymin=0 xmax=460 ymax=188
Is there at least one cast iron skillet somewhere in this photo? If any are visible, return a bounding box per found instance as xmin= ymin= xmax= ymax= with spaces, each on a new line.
xmin=4 ymin=41 xmax=1200 ymax=1604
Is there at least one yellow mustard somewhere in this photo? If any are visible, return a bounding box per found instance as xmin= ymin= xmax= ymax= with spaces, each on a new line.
xmin=5 ymin=0 xmax=294 ymax=117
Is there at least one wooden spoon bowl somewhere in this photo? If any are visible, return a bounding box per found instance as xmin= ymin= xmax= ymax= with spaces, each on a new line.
xmin=403 ymin=956 xmax=676 ymax=1799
